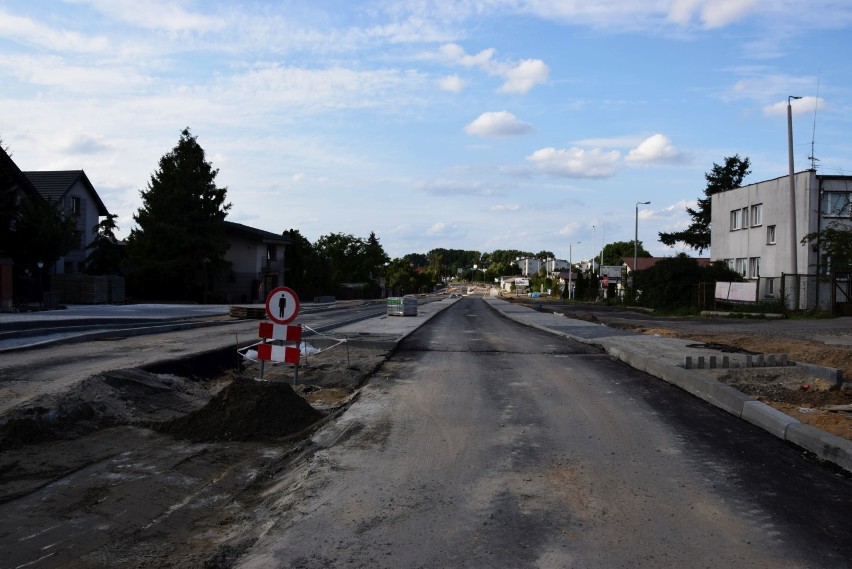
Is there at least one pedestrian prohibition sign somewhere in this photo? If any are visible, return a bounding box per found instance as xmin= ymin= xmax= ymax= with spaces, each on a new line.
xmin=265 ymin=286 xmax=300 ymax=325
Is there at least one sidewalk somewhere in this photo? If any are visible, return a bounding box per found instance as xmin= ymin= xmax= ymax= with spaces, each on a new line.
xmin=480 ymin=297 xmax=852 ymax=475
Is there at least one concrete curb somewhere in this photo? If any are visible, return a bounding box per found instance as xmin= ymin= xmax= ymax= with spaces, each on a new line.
xmin=786 ymin=423 xmax=852 ymax=473
xmin=484 ymin=297 xmax=852 ymax=474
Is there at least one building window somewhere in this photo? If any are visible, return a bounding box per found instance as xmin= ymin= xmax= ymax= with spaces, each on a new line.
xmin=266 ymin=244 xmax=277 ymax=261
xmin=741 ymin=207 xmax=749 ymax=228
xmin=821 ymin=192 xmax=852 ymax=217
xmin=724 ymin=259 xmax=734 ymax=271
xmin=767 ymin=278 xmax=774 ymax=295
xmin=730 ymin=209 xmax=742 ymax=230
xmin=750 ymin=203 xmax=762 ymax=226
xmin=767 ymin=225 xmax=776 ymax=244
xmin=735 ymin=258 xmax=747 ymax=277
xmin=749 ymin=257 xmax=760 ymax=279
xmin=71 ymin=196 xmax=81 ymax=216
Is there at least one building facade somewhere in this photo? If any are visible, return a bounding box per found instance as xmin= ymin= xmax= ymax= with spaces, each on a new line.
xmin=23 ymin=170 xmax=110 ymax=275
xmin=222 ymin=221 xmax=291 ymax=304
xmin=710 ymin=170 xmax=852 ymax=308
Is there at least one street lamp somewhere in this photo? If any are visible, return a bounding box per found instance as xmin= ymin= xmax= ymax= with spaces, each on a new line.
xmin=787 ymin=95 xmax=802 ymax=275
xmin=634 ymin=202 xmax=650 ymax=302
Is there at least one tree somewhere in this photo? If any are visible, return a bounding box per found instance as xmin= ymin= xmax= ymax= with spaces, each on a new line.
xmin=9 ymin=196 xmax=78 ymax=274
xmin=635 ymin=255 xmax=741 ymax=311
xmin=659 ymin=155 xmax=751 ymax=253
xmin=802 ymin=224 xmax=852 ymax=274
xmin=84 ymin=214 xmax=125 ymax=275
xmin=601 ymin=240 xmax=651 ymax=266
xmin=385 ymin=257 xmax=418 ymax=296
xmin=126 ymin=128 xmax=231 ymax=301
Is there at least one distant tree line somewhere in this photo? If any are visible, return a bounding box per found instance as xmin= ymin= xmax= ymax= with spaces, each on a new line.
xmin=13 ymin=129 xmax=843 ymax=310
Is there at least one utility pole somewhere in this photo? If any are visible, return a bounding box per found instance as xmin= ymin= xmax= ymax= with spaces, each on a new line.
xmin=788 ymin=95 xmax=802 ymax=276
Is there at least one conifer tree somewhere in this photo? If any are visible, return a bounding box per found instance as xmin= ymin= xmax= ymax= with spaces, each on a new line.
xmin=126 ymin=128 xmax=231 ymax=301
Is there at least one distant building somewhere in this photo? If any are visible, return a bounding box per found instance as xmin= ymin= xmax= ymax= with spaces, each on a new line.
xmin=621 ymin=256 xmax=711 ymax=273
xmin=222 ymin=221 xmax=291 ymax=303
xmin=23 ymin=170 xmax=110 ymax=275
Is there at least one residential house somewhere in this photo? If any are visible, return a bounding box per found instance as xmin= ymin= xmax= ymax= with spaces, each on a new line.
xmin=222 ymin=221 xmax=292 ymax=304
xmin=23 ymin=170 xmax=110 ymax=275
xmin=621 ymin=257 xmax=712 ymax=273
xmin=710 ymin=170 xmax=852 ymax=310
xmin=1 ymin=147 xmax=43 ymax=307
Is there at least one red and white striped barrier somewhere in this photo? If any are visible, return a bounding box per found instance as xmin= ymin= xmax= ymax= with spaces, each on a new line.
xmin=258 ymin=322 xmax=302 ymax=343
xmin=256 ymin=343 xmax=301 ymax=364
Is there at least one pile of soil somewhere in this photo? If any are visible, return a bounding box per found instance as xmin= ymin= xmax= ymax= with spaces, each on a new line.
xmin=156 ymin=377 xmax=324 ymax=442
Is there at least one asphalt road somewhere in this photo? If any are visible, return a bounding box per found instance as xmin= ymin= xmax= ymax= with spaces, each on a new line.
xmin=236 ymin=297 xmax=852 ymax=568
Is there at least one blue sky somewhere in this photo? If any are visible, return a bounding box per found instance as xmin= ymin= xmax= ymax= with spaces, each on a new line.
xmin=2 ymin=1 xmax=851 ymax=262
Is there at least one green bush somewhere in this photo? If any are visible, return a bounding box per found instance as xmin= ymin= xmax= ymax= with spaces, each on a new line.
xmin=635 ymin=255 xmax=741 ymax=311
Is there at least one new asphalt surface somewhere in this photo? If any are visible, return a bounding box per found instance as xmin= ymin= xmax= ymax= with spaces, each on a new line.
xmin=2 ymin=295 xmax=850 ymax=473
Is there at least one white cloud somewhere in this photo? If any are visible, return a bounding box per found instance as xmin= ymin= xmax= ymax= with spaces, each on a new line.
xmin=438 ymin=43 xmax=549 ymax=94
xmin=440 ymin=43 xmax=496 ymax=68
xmin=497 ymin=58 xmax=550 ymax=94
xmin=438 ymin=74 xmax=466 ymax=92
xmin=52 ymin=132 xmax=112 ymax=154
xmin=699 ymin=0 xmax=762 ymax=28
xmin=65 ymin=0 xmax=226 ymax=33
xmin=427 ymin=222 xmax=447 ymax=236
xmin=0 ymin=7 xmax=110 ymax=53
xmin=490 ymin=203 xmax=520 ymax=212
xmin=526 ymin=147 xmax=621 ymax=178
xmin=625 ymin=134 xmax=686 ymax=164
xmin=762 ymin=96 xmax=825 ymax=117
xmin=0 ymin=54 xmax=154 ymax=94
xmin=727 ymin=73 xmax=815 ymax=103
xmin=464 ymin=111 xmax=534 ymax=137
xmin=416 ymin=179 xmax=492 ymax=196
xmin=557 ymin=222 xmax=581 ymax=236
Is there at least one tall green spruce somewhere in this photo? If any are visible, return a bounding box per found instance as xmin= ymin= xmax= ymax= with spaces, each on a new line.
xmin=127 ymin=128 xmax=231 ymax=301
xmin=658 ymin=155 xmax=751 ymax=254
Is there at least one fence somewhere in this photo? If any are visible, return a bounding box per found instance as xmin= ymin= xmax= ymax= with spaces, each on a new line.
xmin=50 ymin=274 xmax=126 ymax=304
xmin=779 ymin=273 xmax=833 ymax=312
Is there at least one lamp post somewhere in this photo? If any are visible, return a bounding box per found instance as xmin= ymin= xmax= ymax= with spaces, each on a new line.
xmin=787 ymin=95 xmax=802 ymax=276
xmin=634 ymin=201 xmax=650 ymax=300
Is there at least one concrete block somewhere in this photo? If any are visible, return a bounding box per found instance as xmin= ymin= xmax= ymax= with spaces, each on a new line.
xmin=722 ymin=356 xmax=729 ymax=369
xmin=757 ymin=354 xmax=764 ymax=367
xmin=685 ymin=356 xmax=692 ymax=369
xmin=768 ymin=354 xmax=776 ymax=367
xmin=709 ymin=356 xmax=717 ymax=369
xmin=741 ymin=401 xmax=799 ymax=439
xmin=746 ymin=355 xmax=753 ymax=368
xmin=698 ymin=356 xmax=705 ymax=369
xmin=786 ymin=423 xmax=852 ymax=475
xmin=795 ymin=362 xmax=843 ymax=387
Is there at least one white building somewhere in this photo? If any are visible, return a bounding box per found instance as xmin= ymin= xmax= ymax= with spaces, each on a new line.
xmin=515 ymin=257 xmax=541 ymax=276
xmin=710 ymin=170 xmax=852 ymax=309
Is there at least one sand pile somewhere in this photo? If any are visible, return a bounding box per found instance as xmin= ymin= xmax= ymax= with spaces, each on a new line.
xmin=156 ymin=377 xmax=324 ymax=442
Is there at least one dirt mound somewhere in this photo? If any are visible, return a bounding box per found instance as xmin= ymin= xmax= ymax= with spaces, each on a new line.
xmin=0 ymin=369 xmax=213 ymax=451
xmin=156 ymin=377 xmax=324 ymax=442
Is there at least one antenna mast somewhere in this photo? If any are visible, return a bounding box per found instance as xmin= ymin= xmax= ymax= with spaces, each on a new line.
xmin=808 ymin=71 xmax=821 ymax=170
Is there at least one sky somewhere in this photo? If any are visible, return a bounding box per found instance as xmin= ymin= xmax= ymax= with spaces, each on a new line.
xmin=2 ymin=1 xmax=851 ymax=263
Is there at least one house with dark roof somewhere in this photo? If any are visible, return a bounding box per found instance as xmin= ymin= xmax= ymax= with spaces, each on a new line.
xmin=222 ymin=221 xmax=292 ymax=303
xmin=23 ymin=170 xmax=110 ymax=275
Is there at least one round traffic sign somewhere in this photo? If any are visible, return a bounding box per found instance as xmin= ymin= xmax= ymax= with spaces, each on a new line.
xmin=265 ymin=286 xmax=300 ymax=324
